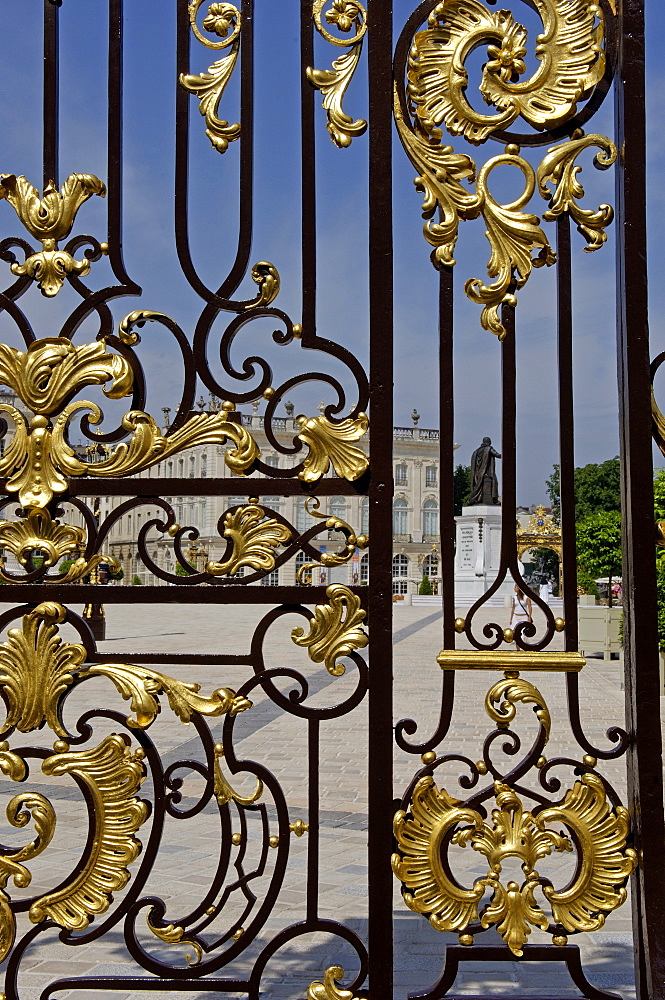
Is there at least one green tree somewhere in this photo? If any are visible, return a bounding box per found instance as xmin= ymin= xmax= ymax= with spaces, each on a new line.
xmin=419 ymin=574 xmax=432 ymax=595
xmin=575 ymin=511 xmax=622 ymax=606
xmin=547 ymin=458 xmax=621 ymax=523
xmin=453 ymin=464 xmax=471 ymax=517
xmin=175 ymin=563 xmax=189 ymax=577
xmin=58 ymin=559 xmax=74 ymax=575
xmin=131 ymin=574 xmax=143 ymax=585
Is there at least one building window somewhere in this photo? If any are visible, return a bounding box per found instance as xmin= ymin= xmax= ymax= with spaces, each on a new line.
xmin=329 ymin=496 xmax=347 ymax=520
xmin=423 ymin=499 xmax=438 ymax=538
xmin=360 ymin=552 xmax=369 ymax=584
xmin=393 ymin=498 xmax=408 ymax=536
xmin=262 ymin=568 xmax=280 ymax=586
xmin=295 ymin=550 xmax=308 ymax=584
xmin=265 ymin=455 xmax=279 ymax=469
xmin=295 ymin=497 xmax=308 ymax=532
xmin=360 ymin=497 xmax=369 ymax=536
xmin=393 ymin=578 xmax=409 ymax=595
xmin=426 ymin=465 xmax=437 ymax=487
xmin=167 ymin=460 xmax=173 ymax=477
xmin=393 ymin=553 xmax=409 ymax=577
xmin=201 ymin=454 xmax=207 ymax=478
xmin=395 ymin=463 xmax=407 ymax=485
xmin=424 ymin=553 xmax=438 ymax=577
xmin=189 ymin=456 xmax=195 ymax=478
xmin=178 ymin=458 xmax=184 ymax=477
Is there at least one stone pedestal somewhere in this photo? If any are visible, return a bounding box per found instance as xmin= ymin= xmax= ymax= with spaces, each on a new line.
xmin=454 ymin=505 xmax=516 ymax=605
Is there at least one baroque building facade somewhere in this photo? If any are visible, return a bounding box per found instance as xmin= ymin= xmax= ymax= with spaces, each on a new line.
xmin=40 ymin=406 xmax=447 ymax=594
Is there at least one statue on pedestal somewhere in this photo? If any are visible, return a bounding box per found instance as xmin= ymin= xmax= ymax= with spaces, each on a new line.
xmin=468 ymin=437 xmax=501 ymax=506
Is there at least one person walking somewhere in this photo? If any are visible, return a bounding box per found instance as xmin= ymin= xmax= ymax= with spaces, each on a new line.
xmin=539 ymin=576 xmax=550 ymax=605
xmin=510 ymin=584 xmax=532 ymax=628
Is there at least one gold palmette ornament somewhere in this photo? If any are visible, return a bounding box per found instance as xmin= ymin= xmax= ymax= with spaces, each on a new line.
xmin=296 ymin=412 xmax=369 ymax=481
xmin=307 ymin=0 xmax=368 ymax=148
xmin=395 ymin=0 xmax=616 ymax=337
xmin=180 ymin=1 xmax=242 ymax=153
xmin=206 ymin=500 xmax=291 ymax=576
xmin=0 ymin=173 xmax=107 ymax=295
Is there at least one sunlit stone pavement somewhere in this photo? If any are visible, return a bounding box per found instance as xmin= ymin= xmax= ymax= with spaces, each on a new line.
xmin=0 ymin=599 xmax=650 ymax=1000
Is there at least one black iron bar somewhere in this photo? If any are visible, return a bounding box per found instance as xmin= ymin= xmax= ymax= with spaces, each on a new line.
xmin=615 ymin=1 xmax=665 ymax=995
xmin=307 ymin=718 xmax=319 ymax=922
xmin=439 ymin=267 xmax=456 ymax=649
xmin=42 ymin=0 xmax=59 ymax=189
xmin=368 ymin=0 xmax=394 ymax=994
xmin=556 ymin=214 xmax=578 ymax=649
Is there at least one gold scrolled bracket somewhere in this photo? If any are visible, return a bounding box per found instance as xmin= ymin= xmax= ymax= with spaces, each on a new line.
xmin=406 ymin=0 xmax=606 ymax=146
xmin=485 ymin=673 xmax=551 ymax=742
xmin=393 ymin=774 xmax=636 ymax=957
xmin=213 ymin=744 xmax=263 ymax=807
xmin=180 ymin=2 xmax=241 ymax=154
xmin=295 ymin=497 xmax=368 ymax=584
xmin=291 ymin=583 xmax=368 ymax=676
xmin=437 ymin=650 xmax=585 ymax=672
xmin=245 ymin=261 xmax=281 ymax=309
xmin=302 ymin=965 xmax=362 ymax=1000
xmin=296 ymin=412 xmax=369 ymax=482
xmin=80 ymin=662 xmax=252 ymax=729
xmin=206 ymin=501 xmax=291 ymax=577
xmin=29 ymin=734 xmax=148 ymax=932
xmin=146 ymin=912 xmax=202 ymax=967
xmin=307 ymin=1 xmax=368 ymax=148
xmin=0 ymin=173 xmax=106 ymax=296
xmin=537 ymin=132 xmax=618 ymax=250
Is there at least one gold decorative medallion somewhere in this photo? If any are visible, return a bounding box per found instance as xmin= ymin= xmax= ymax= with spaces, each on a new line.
xmin=291 ymin=583 xmax=368 ymax=675
xmin=206 ymin=501 xmax=291 ymax=576
xmin=307 ymin=0 xmax=368 ymax=147
xmin=180 ymin=1 xmax=242 ymax=153
xmin=296 ymin=412 xmax=369 ymax=481
xmin=393 ymin=774 xmax=636 ymax=956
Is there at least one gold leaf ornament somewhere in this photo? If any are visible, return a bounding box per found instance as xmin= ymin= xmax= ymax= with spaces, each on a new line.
xmin=296 ymin=412 xmax=369 ymax=481
xmin=206 ymin=501 xmax=291 ymax=577
xmin=0 ymin=508 xmax=119 ymax=583
xmin=406 ymin=0 xmax=606 ymax=145
xmin=307 ymin=0 xmax=368 ymax=148
xmin=537 ymin=132 xmax=618 ymax=250
xmin=29 ymin=734 xmax=148 ymax=931
xmin=180 ymin=2 xmax=242 ymax=154
xmin=302 ymin=966 xmax=362 ymax=1000
xmin=485 ymin=673 xmax=551 ymax=741
xmin=291 ymin=583 xmax=368 ymax=676
xmin=0 ymin=173 xmax=106 ymax=295
xmin=295 ymin=497 xmax=368 ymax=584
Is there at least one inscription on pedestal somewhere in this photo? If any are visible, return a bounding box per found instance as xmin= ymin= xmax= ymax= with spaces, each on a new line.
xmin=459 ymin=527 xmax=474 ymax=568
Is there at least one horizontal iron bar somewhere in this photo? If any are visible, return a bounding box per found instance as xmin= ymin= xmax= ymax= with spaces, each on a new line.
xmin=0 ymin=478 xmax=369 ymax=498
xmin=0 ymin=584 xmax=369 ymax=605
xmin=437 ymin=650 xmax=585 ymax=672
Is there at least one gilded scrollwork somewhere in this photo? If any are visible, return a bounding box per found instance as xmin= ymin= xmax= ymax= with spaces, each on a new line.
xmin=295 ymin=497 xmax=368 ymax=584
xmin=407 ymin=0 xmax=606 ymax=145
xmin=0 ymin=332 xmax=259 ymax=511
xmin=302 ymin=965 xmax=362 ymax=1000
xmin=0 ymin=509 xmax=120 ymax=584
xmin=213 ymin=743 xmax=263 ymax=807
xmin=307 ymin=0 xmax=368 ymax=148
xmin=146 ymin=912 xmax=203 ymax=966
xmin=29 ymin=734 xmax=148 ymax=931
xmin=296 ymin=412 xmax=369 ymax=482
xmin=537 ymin=132 xmax=618 ymax=249
xmin=393 ymin=774 xmax=636 ymax=957
xmin=291 ymin=583 xmax=368 ymax=676
xmin=206 ymin=500 xmax=291 ymax=577
xmin=180 ymin=2 xmax=242 ymax=154
xmin=484 ymin=672 xmax=551 ymax=741
xmin=0 ymin=173 xmax=107 ymax=295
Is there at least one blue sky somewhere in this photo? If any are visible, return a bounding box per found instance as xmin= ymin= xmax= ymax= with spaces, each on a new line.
xmin=0 ymin=0 xmax=662 ymax=504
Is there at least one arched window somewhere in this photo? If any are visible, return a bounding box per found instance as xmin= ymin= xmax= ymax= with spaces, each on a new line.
xmin=360 ymin=497 xmax=369 ymax=536
xmin=295 ymin=550 xmax=309 ymax=584
xmin=189 ymin=455 xmax=196 ymax=478
xmin=360 ymin=552 xmax=369 ymax=584
xmin=201 ymin=454 xmax=207 ymax=478
xmin=424 ymin=553 xmax=438 ymax=577
xmin=295 ymin=497 xmax=308 ymax=532
xmin=167 ymin=460 xmax=173 ymax=477
xmin=392 ymin=553 xmax=409 ymax=595
xmin=393 ymin=498 xmax=408 ymax=536
xmin=178 ymin=458 xmax=184 ymax=477
xmin=423 ymin=499 xmax=438 ymax=539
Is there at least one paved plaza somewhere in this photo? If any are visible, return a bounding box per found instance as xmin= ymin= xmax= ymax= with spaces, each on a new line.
xmin=0 ymin=599 xmax=651 ymax=999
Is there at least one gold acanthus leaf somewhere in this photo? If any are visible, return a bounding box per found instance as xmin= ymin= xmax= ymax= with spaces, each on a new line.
xmin=206 ymin=502 xmax=291 ymax=577
xmin=291 ymin=583 xmax=368 ymax=676
xmin=537 ymin=133 xmax=618 ymax=250
xmin=0 ymin=603 xmax=85 ymax=737
xmin=29 ymin=734 xmax=148 ymax=931
xmin=0 ymin=508 xmax=119 ymax=583
xmin=0 ymin=173 xmax=107 ymax=296
xmin=302 ymin=965 xmax=362 ymax=1000
xmin=0 ymin=791 xmax=56 ymax=962
xmin=307 ymin=0 xmax=368 ymax=148
xmin=407 ymin=0 xmax=606 ymax=145
xmin=537 ymin=773 xmax=637 ymax=933
xmin=296 ymin=412 xmax=369 ymax=482
xmin=180 ymin=2 xmax=241 ymax=153
xmin=213 ymin=743 xmax=263 ymax=807
xmin=146 ymin=911 xmax=202 ymax=967
xmin=79 ymin=661 xmax=252 ymax=729
xmin=485 ymin=673 xmax=551 ymax=741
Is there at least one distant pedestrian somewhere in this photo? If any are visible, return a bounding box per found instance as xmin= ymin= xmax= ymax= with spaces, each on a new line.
xmin=548 ymin=576 xmax=554 ymax=600
xmin=539 ymin=578 xmax=550 ymax=605
xmin=510 ymin=585 xmax=532 ymax=628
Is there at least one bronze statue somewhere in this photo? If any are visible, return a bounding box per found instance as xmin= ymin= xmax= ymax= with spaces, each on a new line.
xmin=468 ymin=437 xmax=501 ymax=506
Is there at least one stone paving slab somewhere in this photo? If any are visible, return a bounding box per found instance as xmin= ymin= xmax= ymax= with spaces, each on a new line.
xmin=0 ymin=600 xmax=653 ymax=999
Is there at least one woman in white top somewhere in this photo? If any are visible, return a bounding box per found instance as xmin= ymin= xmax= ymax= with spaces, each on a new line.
xmin=510 ymin=584 xmax=532 ymax=627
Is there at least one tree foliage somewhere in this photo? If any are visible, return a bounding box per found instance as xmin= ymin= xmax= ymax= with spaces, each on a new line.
xmin=453 ymin=464 xmax=471 ymax=517
xmin=547 ymin=458 xmax=621 ymax=523
xmin=419 ymin=574 xmax=432 ymax=595
xmin=576 ymin=511 xmax=622 ymax=603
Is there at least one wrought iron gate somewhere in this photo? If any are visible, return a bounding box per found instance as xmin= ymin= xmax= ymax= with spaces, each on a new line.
xmin=0 ymin=1 xmax=662 ymax=998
